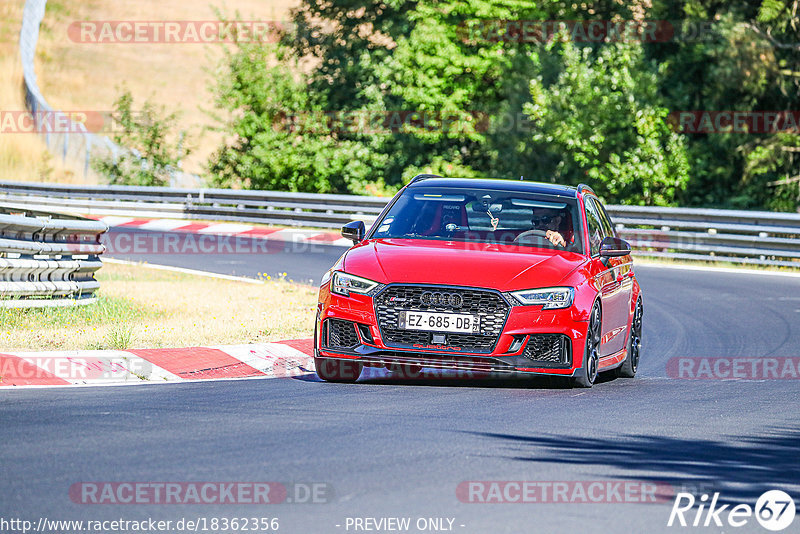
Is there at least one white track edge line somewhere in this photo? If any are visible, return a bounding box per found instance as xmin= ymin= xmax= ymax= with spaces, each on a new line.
xmin=636 ymin=260 xmax=800 ymax=278
xmin=0 ymin=372 xmax=315 ymax=390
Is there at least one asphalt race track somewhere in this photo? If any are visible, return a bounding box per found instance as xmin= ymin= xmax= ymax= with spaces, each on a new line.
xmin=1 ymin=227 xmax=799 ymax=533
xmin=102 ymin=227 xmax=345 ymax=285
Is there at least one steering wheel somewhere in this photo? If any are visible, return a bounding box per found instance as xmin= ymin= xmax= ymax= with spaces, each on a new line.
xmin=513 ymin=229 xmax=548 ymax=243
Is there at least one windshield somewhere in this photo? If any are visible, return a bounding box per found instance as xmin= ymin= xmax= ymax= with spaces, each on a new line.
xmin=370 ymin=186 xmax=584 ymax=254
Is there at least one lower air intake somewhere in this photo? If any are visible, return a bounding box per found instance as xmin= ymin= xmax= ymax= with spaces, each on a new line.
xmin=324 ymin=319 xmax=359 ymax=349
xmin=523 ymin=334 xmax=571 ymax=365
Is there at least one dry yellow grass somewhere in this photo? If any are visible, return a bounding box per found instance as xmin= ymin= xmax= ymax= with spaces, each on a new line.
xmin=33 ymin=0 xmax=299 ymax=178
xmin=0 ymin=0 xmax=83 ymax=183
xmin=0 ymin=261 xmax=317 ymax=351
xmin=0 ymin=0 xmax=298 ymax=183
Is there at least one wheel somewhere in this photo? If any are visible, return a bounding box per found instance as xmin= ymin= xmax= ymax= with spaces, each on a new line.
xmin=314 ymin=357 xmax=362 ymax=383
xmin=616 ymin=299 xmax=643 ymax=378
xmin=573 ymin=302 xmax=601 ymax=388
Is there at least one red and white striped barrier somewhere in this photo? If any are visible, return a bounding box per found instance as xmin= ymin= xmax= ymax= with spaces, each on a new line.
xmin=99 ymin=217 xmax=351 ymax=247
xmin=0 ymin=339 xmax=315 ymax=388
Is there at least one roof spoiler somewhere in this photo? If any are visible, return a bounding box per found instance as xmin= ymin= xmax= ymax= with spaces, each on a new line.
xmin=407 ymin=173 xmax=443 ymax=185
xmin=577 ymin=183 xmax=596 ymax=196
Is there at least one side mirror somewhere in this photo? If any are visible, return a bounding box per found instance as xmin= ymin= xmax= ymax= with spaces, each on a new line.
xmin=599 ymin=236 xmax=631 ymax=258
xmin=341 ymin=220 xmax=366 ymax=244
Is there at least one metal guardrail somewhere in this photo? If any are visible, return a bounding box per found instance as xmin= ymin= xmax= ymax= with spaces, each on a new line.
xmin=0 ymin=181 xmax=797 ymax=268
xmin=16 ymin=1 xmax=799 ymax=270
xmin=0 ymin=181 xmax=387 ymax=228
xmin=609 ymin=205 xmax=800 ymax=268
xmin=0 ymin=203 xmax=107 ymax=308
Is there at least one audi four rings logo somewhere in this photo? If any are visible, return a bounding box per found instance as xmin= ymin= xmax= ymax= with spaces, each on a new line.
xmin=420 ymin=291 xmax=464 ymax=308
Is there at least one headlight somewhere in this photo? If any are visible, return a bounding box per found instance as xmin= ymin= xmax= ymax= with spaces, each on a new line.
xmin=510 ymin=287 xmax=575 ymax=309
xmin=330 ymin=271 xmax=380 ymax=297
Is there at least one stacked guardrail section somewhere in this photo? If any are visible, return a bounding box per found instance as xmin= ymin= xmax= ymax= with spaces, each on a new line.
xmin=0 ymin=181 xmax=797 ymax=268
xmin=0 ymin=204 xmax=106 ymax=308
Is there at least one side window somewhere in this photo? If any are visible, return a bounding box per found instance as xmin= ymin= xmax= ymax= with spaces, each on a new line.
xmin=593 ymin=198 xmax=616 ymax=238
xmin=584 ymin=199 xmax=605 ymax=256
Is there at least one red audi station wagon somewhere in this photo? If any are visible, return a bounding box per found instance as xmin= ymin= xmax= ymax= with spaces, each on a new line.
xmin=314 ymin=175 xmax=643 ymax=387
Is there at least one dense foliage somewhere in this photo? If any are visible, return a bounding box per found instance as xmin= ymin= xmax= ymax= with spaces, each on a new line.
xmin=208 ymin=0 xmax=800 ymax=210
xmin=93 ymin=90 xmax=190 ymax=187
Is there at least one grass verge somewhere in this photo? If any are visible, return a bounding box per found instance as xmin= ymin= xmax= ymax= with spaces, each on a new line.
xmin=0 ymin=261 xmax=317 ymax=352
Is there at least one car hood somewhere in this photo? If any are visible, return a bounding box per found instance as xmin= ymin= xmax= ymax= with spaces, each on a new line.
xmin=342 ymin=238 xmax=586 ymax=292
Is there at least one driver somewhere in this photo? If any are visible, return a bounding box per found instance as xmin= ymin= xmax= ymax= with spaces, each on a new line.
xmin=531 ymin=208 xmax=567 ymax=247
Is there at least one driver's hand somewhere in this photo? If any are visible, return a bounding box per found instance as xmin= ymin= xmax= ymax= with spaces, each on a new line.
xmin=546 ymin=230 xmax=566 ymax=247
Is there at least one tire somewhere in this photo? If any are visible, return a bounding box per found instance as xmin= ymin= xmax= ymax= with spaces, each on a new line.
xmin=573 ymin=302 xmax=601 ymax=388
xmin=616 ymin=299 xmax=643 ymax=378
xmin=314 ymin=357 xmax=362 ymax=383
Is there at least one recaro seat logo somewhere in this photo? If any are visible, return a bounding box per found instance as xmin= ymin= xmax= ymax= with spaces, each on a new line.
xmin=668 ymin=490 xmax=796 ymax=531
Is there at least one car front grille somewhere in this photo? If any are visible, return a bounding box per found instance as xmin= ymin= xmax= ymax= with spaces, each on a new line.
xmin=523 ymin=334 xmax=571 ymax=365
xmin=323 ymin=318 xmax=359 ymax=350
xmin=374 ymin=285 xmax=510 ymax=353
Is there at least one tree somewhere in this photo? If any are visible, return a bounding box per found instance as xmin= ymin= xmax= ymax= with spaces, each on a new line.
xmin=92 ymin=90 xmax=189 ymax=187
xmin=525 ymin=41 xmax=690 ymax=205
xmin=207 ymin=42 xmax=389 ymax=193
xmin=207 ymin=0 xmax=798 ymax=210
xmin=646 ymin=0 xmax=800 ymax=210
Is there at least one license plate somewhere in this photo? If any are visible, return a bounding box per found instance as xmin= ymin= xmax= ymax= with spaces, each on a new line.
xmin=398 ymin=311 xmax=479 ymax=333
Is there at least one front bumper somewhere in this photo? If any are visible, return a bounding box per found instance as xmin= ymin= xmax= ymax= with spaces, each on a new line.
xmin=316 ymin=283 xmax=589 ymax=377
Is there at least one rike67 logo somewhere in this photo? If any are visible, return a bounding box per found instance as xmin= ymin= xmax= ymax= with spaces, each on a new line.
xmin=668 ymin=490 xmax=796 ymax=531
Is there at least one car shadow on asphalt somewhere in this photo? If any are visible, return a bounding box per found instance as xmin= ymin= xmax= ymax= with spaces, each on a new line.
xmin=463 ymin=425 xmax=800 ymax=504
xmin=330 ymin=366 xmax=624 ymax=389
